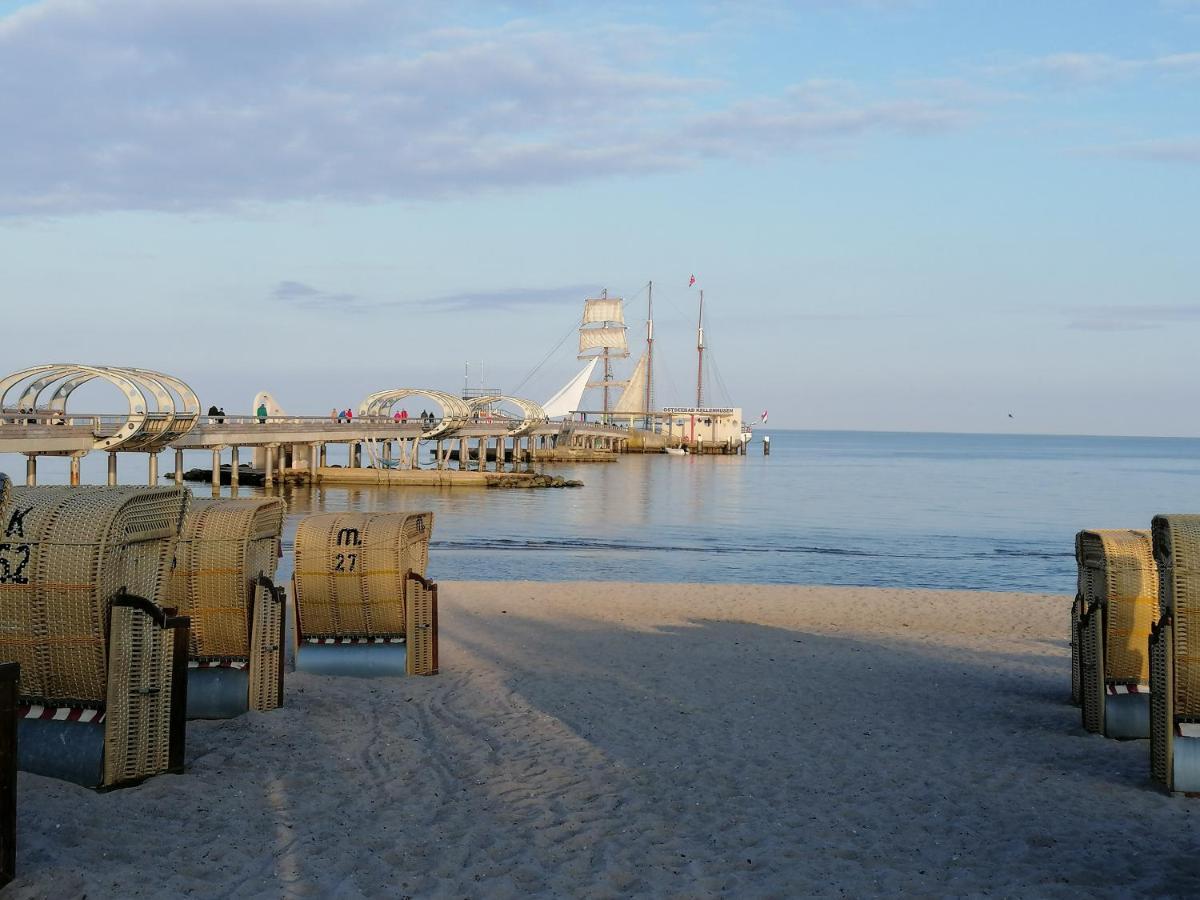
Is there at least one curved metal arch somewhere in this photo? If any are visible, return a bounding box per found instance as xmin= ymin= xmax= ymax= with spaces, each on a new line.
xmin=0 ymin=363 xmax=198 ymax=452
xmin=464 ymin=396 xmax=548 ymax=436
xmin=359 ymin=389 xmax=473 ymax=439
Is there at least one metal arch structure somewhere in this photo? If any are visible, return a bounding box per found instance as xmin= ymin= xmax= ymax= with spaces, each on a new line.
xmin=359 ymin=389 xmax=473 ymax=439
xmin=0 ymin=364 xmax=199 ymax=452
xmin=464 ymin=396 xmax=548 ymax=437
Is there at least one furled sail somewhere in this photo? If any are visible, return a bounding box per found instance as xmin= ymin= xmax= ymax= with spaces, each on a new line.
xmin=612 ymin=352 xmax=649 ymax=414
xmin=582 ymin=298 xmax=624 ymax=325
xmin=578 ymin=326 xmax=628 ymax=354
xmin=542 ymin=359 xmax=598 ymax=419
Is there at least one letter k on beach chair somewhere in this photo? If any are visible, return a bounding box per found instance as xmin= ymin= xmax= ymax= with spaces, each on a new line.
xmin=292 ymin=512 xmax=438 ymax=677
xmin=1075 ymin=529 xmax=1159 ymax=739
xmin=164 ymin=498 xmax=287 ymax=718
xmin=0 ymin=482 xmax=191 ymax=789
xmin=1150 ymin=514 xmax=1200 ymax=793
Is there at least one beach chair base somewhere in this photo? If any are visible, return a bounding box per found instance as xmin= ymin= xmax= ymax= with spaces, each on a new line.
xmin=1173 ymin=735 xmax=1200 ymax=793
xmin=294 ymin=641 xmax=407 ymax=677
xmin=186 ymin=666 xmax=249 ymax=719
xmin=18 ymin=718 xmax=105 ymax=787
xmin=1104 ymin=692 xmax=1150 ymax=740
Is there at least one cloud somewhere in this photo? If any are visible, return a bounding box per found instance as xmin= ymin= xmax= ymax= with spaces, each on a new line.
xmin=271 ymin=280 xmax=602 ymax=315
xmin=0 ymin=0 xmax=973 ymax=216
xmin=1066 ymin=304 xmax=1200 ymax=331
xmin=1007 ymin=51 xmax=1200 ymax=84
xmin=271 ymin=280 xmax=364 ymax=313
xmin=1092 ymin=137 xmax=1200 ymax=163
xmin=414 ymin=285 xmax=602 ymax=313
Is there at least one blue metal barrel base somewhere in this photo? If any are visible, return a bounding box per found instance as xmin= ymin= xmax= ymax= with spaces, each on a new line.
xmin=186 ymin=667 xmax=250 ymax=719
xmin=295 ymin=641 xmax=407 ymax=677
xmin=1104 ymin=693 xmax=1150 ymax=740
xmin=18 ymin=719 xmax=104 ymax=788
xmin=1174 ymin=736 xmax=1200 ymax=793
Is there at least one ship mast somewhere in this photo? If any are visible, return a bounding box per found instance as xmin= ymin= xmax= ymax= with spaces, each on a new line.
xmin=695 ymin=289 xmax=704 ymax=410
xmin=578 ymin=289 xmax=629 ymax=423
xmin=644 ymin=281 xmax=654 ymax=430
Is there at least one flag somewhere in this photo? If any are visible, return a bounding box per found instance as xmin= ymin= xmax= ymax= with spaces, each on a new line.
xmin=760 ymin=410 xmax=768 ymax=423
xmin=688 ymin=274 xmax=696 ymax=287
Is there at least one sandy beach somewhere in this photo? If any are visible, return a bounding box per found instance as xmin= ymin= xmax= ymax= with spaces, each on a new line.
xmin=7 ymin=581 xmax=1199 ymax=898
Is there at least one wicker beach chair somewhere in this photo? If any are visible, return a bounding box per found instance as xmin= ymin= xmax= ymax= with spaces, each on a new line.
xmin=1149 ymin=514 xmax=1200 ymax=793
xmin=0 ymin=485 xmax=190 ymax=788
xmin=1075 ymin=530 xmax=1159 ymax=738
xmin=164 ymin=498 xmax=287 ymax=718
xmin=292 ymin=512 xmax=438 ymax=677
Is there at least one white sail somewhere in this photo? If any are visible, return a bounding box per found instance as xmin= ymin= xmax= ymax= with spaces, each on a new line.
xmin=583 ymin=297 xmax=624 ymax=325
xmin=578 ymin=326 xmax=628 ymax=354
xmin=613 ymin=353 xmax=649 ymax=414
xmin=542 ymin=359 xmax=598 ymax=419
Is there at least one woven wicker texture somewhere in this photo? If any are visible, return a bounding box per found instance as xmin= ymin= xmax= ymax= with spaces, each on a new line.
xmin=1152 ymin=515 xmax=1200 ymax=718
xmin=1150 ymin=621 xmax=1173 ymax=788
xmin=0 ymin=486 xmax=188 ymax=705
xmin=1076 ymin=529 xmax=1158 ymax=683
xmin=103 ymin=603 xmax=177 ymax=786
xmin=165 ymin=498 xmax=285 ymax=659
xmin=405 ymin=573 xmax=438 ymax=676
xmin=293 ymin=512 xmax=433 ymax=640
xmin=1078 ymin=607 xmax=1105 ymax=733
xmin=248 ymin=578 xmax=285 ymax=711
xmin=1070 ymin=594 xmax=1083 ymax=705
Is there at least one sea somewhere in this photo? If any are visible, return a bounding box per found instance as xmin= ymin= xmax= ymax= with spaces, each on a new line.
xmin=5 ymin=429 xmax=1200 ymax=594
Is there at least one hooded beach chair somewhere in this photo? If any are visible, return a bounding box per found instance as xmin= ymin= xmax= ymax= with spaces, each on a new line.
xmin=1150 ymin=514 xmax=1200 ymax=793
xmin=164 ymin=497 xmax=287 ymax=718
xmin=0 ymin=483 xmax=190 ymax=788
xmin=1075 ymin=529 xmax=1159 ymax=738
xmin=292 ymin=512 xmax=438 ymax=677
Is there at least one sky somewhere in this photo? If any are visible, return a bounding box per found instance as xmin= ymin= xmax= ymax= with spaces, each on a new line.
xmin=1 ymin=0 xmax=1198 ymax=435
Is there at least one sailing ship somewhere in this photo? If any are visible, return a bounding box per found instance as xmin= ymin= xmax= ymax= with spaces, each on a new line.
xmin=542 ymin=289 xmax=651 ymax=424
xmin=542 ymin=283 xmax=751 ymax=453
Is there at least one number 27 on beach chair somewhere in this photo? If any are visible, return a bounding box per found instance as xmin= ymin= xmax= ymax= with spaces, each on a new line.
xmin=292 ymin=512 xmax=438 ymax=677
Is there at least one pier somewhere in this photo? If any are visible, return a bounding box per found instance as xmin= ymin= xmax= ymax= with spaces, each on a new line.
xmin=0 ymin=365 xmax=633 ymax=488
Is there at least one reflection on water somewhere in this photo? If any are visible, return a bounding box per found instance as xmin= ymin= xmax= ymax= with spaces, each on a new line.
xmin=6 ymin=430 xmax=1200 ymax=592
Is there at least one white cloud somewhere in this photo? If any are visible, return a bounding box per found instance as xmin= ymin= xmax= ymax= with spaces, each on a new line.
xmin=0 ymin=0 xmax=973 ymax=216
xmin=1008 ymin=50 xmax=1200 ymax=84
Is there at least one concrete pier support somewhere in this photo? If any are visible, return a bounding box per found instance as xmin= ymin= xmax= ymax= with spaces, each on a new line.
xmin=264 ymin=446 xmax=275 ymax=486
xmin=147 ymin=453 xmax=158 ymax=486
xmin=459 ymin=438 xmax=468 ymax=470
xmin=230 ymin=446 xmax=240 ymax=486
xmin=25 ymin=456 xmax=36 ymax=486
xmin=69 ymin=454 xmax=81 ymax=486
xmin=436 ymin=440 xmax=444 ymax=469
xmin=309 ymin=443 xmax=318 ymax=480
xmin=211 ymin=448 xmax=222 ymax=491
xmin=174 ymin=449 xmax=184 ymax=485
xmin=319 ymin=443 xmax=327 ymax=468
xmin=351 ymin=443 xmax=361 ymax=469
xmin=107 ymin=453 xmax=118 ymax=486
xmin=278 ymin=444 xmax=288 ymax=480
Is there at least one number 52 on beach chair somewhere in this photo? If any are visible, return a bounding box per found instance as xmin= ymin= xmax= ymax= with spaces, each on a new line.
xmin=292 ymin=512 xmax=438 ymax=677
xmin=0 ymin=482 xmax=191 ymax=789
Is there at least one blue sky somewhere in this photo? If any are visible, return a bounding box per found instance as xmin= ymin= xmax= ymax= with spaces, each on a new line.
xmin=1 ymin=0 xmax=1198 ymax=434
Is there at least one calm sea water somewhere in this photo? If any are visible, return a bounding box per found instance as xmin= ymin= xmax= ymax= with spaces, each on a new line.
xmin=6 ymin=430 xmax=1200 ymax=593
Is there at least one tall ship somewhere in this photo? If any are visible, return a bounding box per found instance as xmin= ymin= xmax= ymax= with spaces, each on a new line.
xmin=542 ymin=283 xmax=751 ymax=454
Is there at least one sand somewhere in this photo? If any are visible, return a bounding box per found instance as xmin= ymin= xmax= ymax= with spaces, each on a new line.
xmin=7 ymin=582 xmax=1200 ymax=898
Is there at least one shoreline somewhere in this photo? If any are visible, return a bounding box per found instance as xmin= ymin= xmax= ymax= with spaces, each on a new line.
xmin=11 ymin=581 xmax=1199 ymax=897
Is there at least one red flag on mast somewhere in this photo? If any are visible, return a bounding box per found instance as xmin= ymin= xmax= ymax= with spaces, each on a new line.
xmin=688 ymin=274 xmax=696 ymax=287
